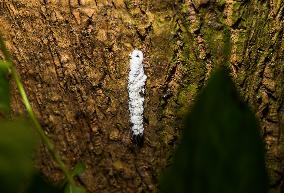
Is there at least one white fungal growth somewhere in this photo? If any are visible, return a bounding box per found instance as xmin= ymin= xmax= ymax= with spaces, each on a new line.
xmin=128 ymin=49 xmax=147 ymax=141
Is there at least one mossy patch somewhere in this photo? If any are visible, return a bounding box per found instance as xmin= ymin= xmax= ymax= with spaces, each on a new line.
xmin=177 ymin=83 xmax=198 ymax=117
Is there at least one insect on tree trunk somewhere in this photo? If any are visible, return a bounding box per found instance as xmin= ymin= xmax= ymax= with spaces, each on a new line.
xmin=0 ymin=1 xmax=283 ymax=193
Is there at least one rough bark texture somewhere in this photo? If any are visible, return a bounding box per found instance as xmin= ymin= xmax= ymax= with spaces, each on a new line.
xmin=0 ymin=0 xmax=283 ymax=193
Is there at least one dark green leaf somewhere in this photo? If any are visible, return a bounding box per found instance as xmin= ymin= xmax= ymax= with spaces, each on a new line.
xmin=160 ymin=67 xmax=268 ymax=193
xmin=0 ymin=118 xmax=39 ymax=193
xmin=0 ymin=60 xmax=10 ymax=115
xmin=26 ymin=172 xmax=62 ymax=193
xmin=0 ymin=60 xmax=10 ymax=70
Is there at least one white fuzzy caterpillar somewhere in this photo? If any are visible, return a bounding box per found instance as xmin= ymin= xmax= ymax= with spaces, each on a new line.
xmin=128 ymin=49 xmax=147 ymax=145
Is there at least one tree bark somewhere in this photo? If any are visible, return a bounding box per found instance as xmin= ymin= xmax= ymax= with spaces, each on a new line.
xmin=0 ymin=0 xmax=283 ymax=192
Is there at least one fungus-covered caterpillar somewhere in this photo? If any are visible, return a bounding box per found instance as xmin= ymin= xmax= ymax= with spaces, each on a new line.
xmin=128 ymin=49 xmax=147 ymax=145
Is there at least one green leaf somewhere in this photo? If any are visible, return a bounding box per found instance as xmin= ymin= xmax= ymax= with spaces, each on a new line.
xmin=160 ymin=67 xmax=268 ymax=193
xmin=0 ymin=118 xmax=39 ymax=193
xmin=26 ymin=172 xmax=62 ymax=193
xmin=64 ymin=184 xmax=86 ymax=193
xmin=0 ymin=60 xmax=11 ymax=70
xmin=71 ymin=162 xmax=86 ymax=177
xmin=0 ymin=60 xmax=10 ymax=115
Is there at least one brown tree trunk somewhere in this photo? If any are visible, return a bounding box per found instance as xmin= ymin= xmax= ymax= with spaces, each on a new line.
xmin=0 ymin=0 xmax=283 ymax=192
